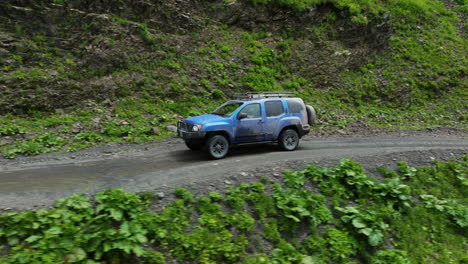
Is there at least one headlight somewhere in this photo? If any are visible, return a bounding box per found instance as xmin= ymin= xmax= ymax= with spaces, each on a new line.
xmin=191 ymin=125 xmax=202 ymax=132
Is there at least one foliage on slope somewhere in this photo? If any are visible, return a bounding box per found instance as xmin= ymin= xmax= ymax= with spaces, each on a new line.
xmin=0 ymin=156 xmax=467 ymax=263
xmin=0 ymin=0 xmax=466 ymax=158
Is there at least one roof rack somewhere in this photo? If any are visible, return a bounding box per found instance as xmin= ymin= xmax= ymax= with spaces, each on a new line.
xmin=233 ymin=92 xmax=295 ymax=100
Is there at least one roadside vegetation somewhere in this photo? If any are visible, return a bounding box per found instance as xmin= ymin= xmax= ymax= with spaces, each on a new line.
xmin=0 ymin=0 xmax=466 ymax=158
xmin=0 ymin=156 xmax=466 ymax=263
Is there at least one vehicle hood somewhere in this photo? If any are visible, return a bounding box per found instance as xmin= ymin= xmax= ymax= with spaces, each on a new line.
xmin=184 ymin=114 xmax=229 ymax=125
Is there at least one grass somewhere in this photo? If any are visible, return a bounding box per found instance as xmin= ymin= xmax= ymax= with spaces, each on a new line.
xmin=0 ymin=156 xmax=466 ymax=263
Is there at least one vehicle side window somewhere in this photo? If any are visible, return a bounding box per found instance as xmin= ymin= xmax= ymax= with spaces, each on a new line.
xmin=239 ymin=103 xmax=261 ymax=119
xmin=265 ymin=101 xmax=284 ymax=117
xmin=287 ymin=100 xmax=304 ymax=113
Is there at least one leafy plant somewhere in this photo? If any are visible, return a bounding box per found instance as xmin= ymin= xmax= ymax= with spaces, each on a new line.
xmin=420 ymin=195 xmax=468 ymax=228
xmin=0 ymin=158 xmax=466 ymax=263
xmin=95 ymin=189 xmax=149 ymax=221
xmin=371 ymin=249 xmax=411 ymax=264
xmin=272 ymin=184 xmax=331 ymax=226
xmin=304 ymin=159 xmax=377 ymax=200
xmin=336 ymin=206 xmax=391 ymax=246
xmin=142 ymin=250 xmax=165 ymax=264
xmin=398 ymin=161 xmax=417 ymax=180
xmin=75 ymin=131 xmax=104 ymax=143
xmin=0 ymin=191 xmax=148 ymax=263
xmin=0 ymin=122 xmax=25 ymax=136
xmin=283 ymin=169 xmax=305 ymax=188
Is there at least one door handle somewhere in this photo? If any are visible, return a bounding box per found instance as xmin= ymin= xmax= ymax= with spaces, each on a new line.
xmin=258 ymin=120 xmax=264 ymax=124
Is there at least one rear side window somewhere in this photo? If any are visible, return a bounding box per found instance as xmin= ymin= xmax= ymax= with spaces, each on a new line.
xmin=265 ymin=101 xmax=284 ymax=117
xmin=287 ymin=100 xmax=304 ymax=113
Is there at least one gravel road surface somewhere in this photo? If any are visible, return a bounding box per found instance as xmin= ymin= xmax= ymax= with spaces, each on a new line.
xmin=0 ymin=136 xmax=466 ymax=210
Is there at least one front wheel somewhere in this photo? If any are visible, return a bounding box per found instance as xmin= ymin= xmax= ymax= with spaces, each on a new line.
xmin=279 ymin=129 xmax=299 ymax=151
xmin=205 ymin=135 xmax=229 ymax=159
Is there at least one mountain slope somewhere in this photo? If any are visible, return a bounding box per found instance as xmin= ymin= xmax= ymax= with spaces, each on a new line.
xmin=0 ymin=0 xmax=466 ymax=158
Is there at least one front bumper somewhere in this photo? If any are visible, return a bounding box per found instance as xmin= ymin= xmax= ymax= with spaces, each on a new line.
xmin=177 ymin=121 xmax=206 ymax=141
xmin=177 ymin=130 xmax=206 ymax=140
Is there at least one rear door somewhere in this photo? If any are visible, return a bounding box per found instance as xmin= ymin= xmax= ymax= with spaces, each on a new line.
xmin=234 ymin=103 xmax=264 ymax=143
xmin=263 ymin=100 xmax=286 ymax=141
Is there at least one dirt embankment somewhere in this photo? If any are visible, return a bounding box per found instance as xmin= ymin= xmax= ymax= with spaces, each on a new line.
xmin=0 ymin=0 xmax=391 ymax=114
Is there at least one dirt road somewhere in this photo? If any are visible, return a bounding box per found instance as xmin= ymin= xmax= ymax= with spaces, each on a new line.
xmin=0 ymin=136 xmax=467 ymax=209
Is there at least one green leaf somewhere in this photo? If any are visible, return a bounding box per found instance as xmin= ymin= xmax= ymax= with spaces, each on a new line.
xmin=285 ymin=214 xmax=301 ymax=222
xmin=301 ymin=255 xmax=316 ymax=264
xmin=8 ymin=237 xmax=19 ymax=246
xmin=135 ymin=233 xmax=147 ymax=243
xmin=66 ymin=248 xmax=87 ymax=263
xmin=132 ymin=245 xmax=145 ymax=256
xmin=368 ymin=230 xmax=383 ymax=246
xmin=25 ymin=235 xmax=42 ymax=243
xmin=110 ymin=208 xmax=123 ymax=220
xmin=120 ymin=221 xmax=130 ymax=235
xmin=360 ymin=227 xmax=372 ymax=236
xmin=352 ymin=218 xmax=367 ymax=229
xmin=46 ymin=226 xmax=63 ymax=235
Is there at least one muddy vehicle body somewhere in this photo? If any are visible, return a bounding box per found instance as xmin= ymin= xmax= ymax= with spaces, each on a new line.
xmin=177 ymin=92 xmax=316 ymax=159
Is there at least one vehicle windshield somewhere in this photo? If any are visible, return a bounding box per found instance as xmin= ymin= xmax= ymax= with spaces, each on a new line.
xmin=211 ymin=101 xmax=243 ymax=117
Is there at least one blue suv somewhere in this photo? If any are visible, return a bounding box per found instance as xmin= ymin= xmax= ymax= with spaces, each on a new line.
xmin=177 ymin=92 xmax=316 ymax=159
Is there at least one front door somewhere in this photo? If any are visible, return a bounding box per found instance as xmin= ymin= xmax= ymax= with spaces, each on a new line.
xmin=235 ymin=103 xmax=264 ymax=143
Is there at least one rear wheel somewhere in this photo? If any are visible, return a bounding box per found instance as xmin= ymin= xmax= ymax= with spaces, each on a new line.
xmin=279 ymin=129 xmax=299 ymax=151
xmin=185 ymin=141 xmax=202 ymax=151
xmin=205 ymin=135 xmax=229 ymax=159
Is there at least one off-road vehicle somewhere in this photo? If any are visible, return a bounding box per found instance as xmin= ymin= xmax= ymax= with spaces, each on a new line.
xmin=177 ymin=92 xmax=316 ymax=159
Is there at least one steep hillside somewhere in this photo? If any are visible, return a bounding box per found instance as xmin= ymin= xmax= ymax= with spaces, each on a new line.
xmin=0 ymin=0 xmax=466 ymax=158
xmin=1 ymin=157 xmax=467 ymax=263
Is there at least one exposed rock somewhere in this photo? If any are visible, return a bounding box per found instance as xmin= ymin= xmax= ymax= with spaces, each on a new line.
xmin=337 ymin=129 xmax=347 ymax=135
xmin=152 ymin=127 xmax=161 ymax=134
xmin=166 ymin=125 xmax=177 ymax=132
xmin=102 ymin=99 xmax=112 ymax=106
xmin=0 ymin=47 xmax=9 ymax=56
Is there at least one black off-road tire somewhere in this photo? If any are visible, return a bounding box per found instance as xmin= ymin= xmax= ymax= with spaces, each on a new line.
xmin=185 ymin=141 xmax=202 ymax=151
xmin=204 ymin=135 xmax=229 ymax=159
xmin=279 ymin=129 xmax=300 ymax=151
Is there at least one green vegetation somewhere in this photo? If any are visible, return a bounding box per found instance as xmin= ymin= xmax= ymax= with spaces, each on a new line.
xmin=1 ymin=156 xmax=466 ymax=263
xmin=0 ymin=0 xmax=466 ymax=158
xmin=0 ymin=96 xmax=220 ymax=158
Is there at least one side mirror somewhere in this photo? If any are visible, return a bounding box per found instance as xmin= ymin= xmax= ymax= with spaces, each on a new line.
xmin=238 ymin=113 xmax=248 ymax=120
